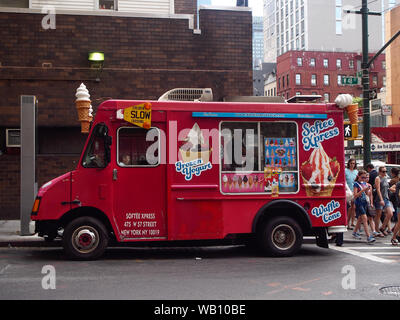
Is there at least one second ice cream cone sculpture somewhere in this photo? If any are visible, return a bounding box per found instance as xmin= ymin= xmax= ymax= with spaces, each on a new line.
xmin=75 ymin=83 xmax=92 ymax=133
xmin=334 ymin=94 xmax=359 ymax=124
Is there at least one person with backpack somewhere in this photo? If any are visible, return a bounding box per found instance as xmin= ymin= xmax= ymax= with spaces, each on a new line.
xmin=352 ymin=170 xmax=376 ymax=243
xmin=345 ymin=159 xmax=358 ymax=229
xmin=391 ymin=178 xmax=400 ymax=245
xmin=374 ymin=166 xmax=394 ymax=237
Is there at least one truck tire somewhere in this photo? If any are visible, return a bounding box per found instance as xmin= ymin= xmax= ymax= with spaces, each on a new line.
xmin=62 ymin=216 xmax=109 ymax=260
xmin=257 ymin=216 xmax=303 ymax=257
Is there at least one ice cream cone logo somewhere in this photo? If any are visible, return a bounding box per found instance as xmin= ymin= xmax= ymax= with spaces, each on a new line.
xmin=179 ymin=123 xmax=212 ymax=164
xmin=175 ymin=123 xmax=213 ymax=181
xmin=75 ymin=83 xmax=92 ymax=133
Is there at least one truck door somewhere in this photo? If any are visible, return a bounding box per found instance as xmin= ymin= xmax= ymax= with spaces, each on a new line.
xmin=113 ymin=125 xmax=167 ymax=241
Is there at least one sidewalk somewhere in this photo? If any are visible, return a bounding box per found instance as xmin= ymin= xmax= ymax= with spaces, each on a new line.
xmin=0 ymin=220 xmax=57 ymax=247
xmin=0 ymin=220 xmax=367 ymax=248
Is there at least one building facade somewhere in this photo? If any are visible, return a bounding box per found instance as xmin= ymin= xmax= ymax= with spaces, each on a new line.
xmin=0 ymin=1 xmax=252 ymax=219
xmin=263 ymin=0 xmax=399 ymax=63
xmin=385 ymin=3 xmax=400 ymax=127
xmin=276 ymin=50 xmax=386 ymax=102
xmin=253 ymin=15 xmax=264 ymax=68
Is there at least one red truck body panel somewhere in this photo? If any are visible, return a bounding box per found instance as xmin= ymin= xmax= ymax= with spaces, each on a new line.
xmin=33 ymin=99 xmax=347 ymax=243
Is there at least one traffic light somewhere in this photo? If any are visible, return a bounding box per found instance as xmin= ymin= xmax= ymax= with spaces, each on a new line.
xmin=344 ymin=123 xmax=358 ymax=139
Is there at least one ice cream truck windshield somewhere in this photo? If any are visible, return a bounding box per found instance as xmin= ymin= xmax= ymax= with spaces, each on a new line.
xmin=31 ymin=94 xmax=352 ymax=260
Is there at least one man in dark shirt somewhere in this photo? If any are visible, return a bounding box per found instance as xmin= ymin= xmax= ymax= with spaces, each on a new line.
xmin=366 ymin=163 xmax=378 ymax=187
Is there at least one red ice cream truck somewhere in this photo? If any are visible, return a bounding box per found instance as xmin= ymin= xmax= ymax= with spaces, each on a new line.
xmin=31 ymin=93 xmax=347 ymax=260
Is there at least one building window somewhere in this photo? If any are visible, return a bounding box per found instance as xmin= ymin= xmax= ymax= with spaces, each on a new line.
xmin=297 ymin=57 xmax=303 ymax=66
xmin=383 ymin=76 xmax=386 ymax=87
xmin=335 ymin=1 xmax=342 ymax=34
xmin=296 ymin=92 xmax=301 ymax=95
xmin=349 ymin=59 xmax=354 ymax=69
xmin=323 ymin=59 xmax=329 ymax=68
xmin=99 ymin=0 xmax=118 ymax=10
xmin=0 ymin=0 xmax=29 ymax=7
xmin=310 ymin=58 xmax=315 ymax=67
xmin=220 ymin=122 xmax=299 ymax=194
xmin=296 ymin=73 xmax=301 ymax=85
xmin=372 ymin=76 xmax=378 ymax=86
xmin=287 ymin=74 xmax=290 ymax=87
xmin=382 ymin=61 xmax=386 ymax=69
xmin=337 ymin=75 xmax=342 ymax=85
xmin=324 ymin=74 xmax=329 ymax=85
xmin=324 ymin=93 xmax=330 ymax=102
xmin=336 ymin=59 xmax=342 ymax=68
xmin=311 ymin=74 xmax=317 ymax=86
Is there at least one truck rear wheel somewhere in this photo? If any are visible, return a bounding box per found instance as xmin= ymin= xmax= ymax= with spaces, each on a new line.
xmin=62 ymin=216 xmax=109 ymax=260
xmin=257 ymin=216 xmax=302 ymax=257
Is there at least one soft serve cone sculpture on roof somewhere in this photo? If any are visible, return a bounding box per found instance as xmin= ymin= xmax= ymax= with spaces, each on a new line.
xmin=75 ymin=83 xmax=92 ymax=133
xmin=335 ymin=93 xmax=358 ymax=124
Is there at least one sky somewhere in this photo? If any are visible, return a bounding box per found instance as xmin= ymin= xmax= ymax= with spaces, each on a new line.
xmin=211 ymin=0 xmax=263 ymax=16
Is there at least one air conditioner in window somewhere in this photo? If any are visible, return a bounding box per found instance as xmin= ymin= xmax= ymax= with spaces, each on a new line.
xmin=6 ymin=129 xmax=21 ymax=147
xmin=158 ymin=88 xmax=213 ymax=102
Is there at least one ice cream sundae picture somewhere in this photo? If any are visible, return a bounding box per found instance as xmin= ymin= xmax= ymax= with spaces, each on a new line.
xmin=300 ymin=145 xmax=340 ymax=197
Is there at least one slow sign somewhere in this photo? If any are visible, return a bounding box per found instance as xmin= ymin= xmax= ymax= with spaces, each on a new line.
xmin=123 ymin=103 xmax=152 ymax=129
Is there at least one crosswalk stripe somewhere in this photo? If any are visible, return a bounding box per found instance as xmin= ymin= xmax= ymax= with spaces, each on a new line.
xmin=340 ymin=246 xmax=400 ymax=250
xmin=329 ymin=245 xmax=395 ymax=264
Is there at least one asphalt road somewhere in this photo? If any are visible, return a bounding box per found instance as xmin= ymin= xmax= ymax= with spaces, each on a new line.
xmin=0 ymin=242 xmax=399 ymax=301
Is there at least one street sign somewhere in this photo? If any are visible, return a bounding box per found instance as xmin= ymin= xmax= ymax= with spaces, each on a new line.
xmin=382 ymin=105 xmax=392 ymax=116
xmin=371 ymin=142 xmax=400 ymax=152
xmin=344 ymin=123 xmax=358 ymax=139
xmin=342 ymin=77 xmax=359 ymax=85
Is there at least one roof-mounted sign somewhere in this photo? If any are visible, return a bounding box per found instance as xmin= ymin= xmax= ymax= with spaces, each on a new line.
xmin=121 ymin=103 xmax=152 ymax=129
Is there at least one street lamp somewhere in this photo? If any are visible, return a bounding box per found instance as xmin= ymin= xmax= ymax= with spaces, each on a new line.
xmin=88 ymin=51 xmax=105 ymax=69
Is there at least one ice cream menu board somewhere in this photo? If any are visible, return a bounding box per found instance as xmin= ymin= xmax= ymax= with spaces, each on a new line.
xmin=264 ymin=137 xmax=296 ymax=169
xmin=264 ymin=137 xmax=297 ymax=194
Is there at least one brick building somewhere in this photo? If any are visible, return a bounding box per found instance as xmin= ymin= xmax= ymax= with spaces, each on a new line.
xmin=0 ymin=2 xmax=252 ymax=219
xmin=276 ymin=50 xmax=386 ymax=102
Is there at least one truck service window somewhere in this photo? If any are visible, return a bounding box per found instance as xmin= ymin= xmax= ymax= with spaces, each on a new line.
xmin=117 ymin=127 xmax=160 ymax=167
xmin=220 ymin=121 xmax=299 ymax=194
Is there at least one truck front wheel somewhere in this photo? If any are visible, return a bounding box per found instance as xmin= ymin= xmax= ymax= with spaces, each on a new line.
xmin=62 ymin=217 xmax=109 ymax=260
xmin=257 ymin=216 xmax=303 ymax=257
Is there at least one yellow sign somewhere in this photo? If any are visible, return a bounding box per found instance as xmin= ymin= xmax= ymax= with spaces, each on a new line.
xmin=123 ymin=103 xmax=152 ymax=129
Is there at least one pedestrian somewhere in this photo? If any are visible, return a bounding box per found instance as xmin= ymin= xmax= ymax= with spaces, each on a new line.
xmin=391 ymin=178 xmax=400 ymax=245
xmin=374 ymin=166 xmax=394 ymax=236
xmin=365 ymin=163 xmax=378 ymax=187
xmin=352 ymin=170 xmax=376 ymax=243
xmin=345 ymin=158 xmax=358 ymax=229
xmin=365 ymin=172 xmax=380 ymax=237
xmin=389 ymin=167 xmax=400 ymax=226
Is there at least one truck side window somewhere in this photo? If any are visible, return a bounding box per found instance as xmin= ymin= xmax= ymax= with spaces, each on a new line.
xmin=117 ymin=127 xmax=159 ymax=167
xmin=221 ymin=122 xmax=259 ymax=172
xmin=220 ymin=121 xmax=299 ymax=194
xmin=82 ymin=123 xmax=109 ymax=168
